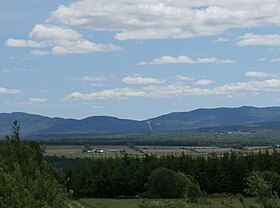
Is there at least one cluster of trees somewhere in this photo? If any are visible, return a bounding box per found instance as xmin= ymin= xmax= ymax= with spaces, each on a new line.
xmin=64 ymin=151 xmax=280 ymax=199
xmin=0 ymin=122 xmax=65 ymax=208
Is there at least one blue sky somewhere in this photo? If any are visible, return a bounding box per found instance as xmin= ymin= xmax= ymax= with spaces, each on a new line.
xmin=1 ymin=0 xmax=280 ymax=120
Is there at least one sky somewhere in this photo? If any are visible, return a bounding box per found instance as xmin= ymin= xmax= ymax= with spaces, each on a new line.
xmin=1 ymin=0 xmax=280 ymax=120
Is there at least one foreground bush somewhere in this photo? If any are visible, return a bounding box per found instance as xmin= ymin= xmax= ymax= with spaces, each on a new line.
xmin=0 ymin=122 xmax=65 ymax=208
xmin=147 ymin=168 xmax=202 ymax=201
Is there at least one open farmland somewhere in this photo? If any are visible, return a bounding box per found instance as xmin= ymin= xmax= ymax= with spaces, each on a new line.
xmin=44 ymin=145 xmax=280 ymax=158
xmin=45 ymin=145 xmax=140 ymax=158
xmin=139 ymin=146 xmax=246 ymax=156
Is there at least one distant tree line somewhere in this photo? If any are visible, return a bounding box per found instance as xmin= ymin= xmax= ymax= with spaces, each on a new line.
xmin=37 ymin=129 xmax=280 ymax=148
xmin=63 ymin=151 xmax=280 ymax=198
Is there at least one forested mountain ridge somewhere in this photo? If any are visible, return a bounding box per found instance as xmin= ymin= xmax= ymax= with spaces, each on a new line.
xmin=148 ymin=106 xmax=280 ymax=131
xmin=1 ymin=106 xmax=280 ymax=136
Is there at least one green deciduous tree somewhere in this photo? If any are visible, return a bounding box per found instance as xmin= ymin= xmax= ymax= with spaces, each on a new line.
xmin=0 ymin=121 xmax=66 ymax=208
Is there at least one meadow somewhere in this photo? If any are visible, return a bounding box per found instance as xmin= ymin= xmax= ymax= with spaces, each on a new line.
xmin=44 ymin=144 xmax=278 ymax=158
xmin=67 ymin=197 xmax=273 ymax=208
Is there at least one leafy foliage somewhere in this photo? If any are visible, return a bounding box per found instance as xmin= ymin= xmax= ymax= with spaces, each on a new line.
xmin=62 ymin=151 xmax=280 ymax=199
xmin=147 ymin=168 xmax=194 ymax=198
xmin=0 ymin=121 xmax=66 ymax=208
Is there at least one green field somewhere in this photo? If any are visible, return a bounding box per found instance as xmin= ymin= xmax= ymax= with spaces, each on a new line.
xmin=44 ymin=144 xmax=280 ymax=159
xmin=67 ymin=197 xmax=275 ymax=208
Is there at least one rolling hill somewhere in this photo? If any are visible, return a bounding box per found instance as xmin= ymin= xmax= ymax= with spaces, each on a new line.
xmin=147 ymin=106 xmax=280 ymax=132
xmin=1 ymin=106 xmax=280 ymax=137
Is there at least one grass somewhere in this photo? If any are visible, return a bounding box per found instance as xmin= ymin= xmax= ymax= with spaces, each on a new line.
xmin=45 ymin=152 xmax=122 ymax=159
xmin=44 ymin=145 xmax=143 ymax=158
xmin=69 ymin=197 xmax=271 ymax=208
xmin=45 ymin=144 xmax=280 ymax=159
xmin=244 ymin=146 xmax=273 ymax=151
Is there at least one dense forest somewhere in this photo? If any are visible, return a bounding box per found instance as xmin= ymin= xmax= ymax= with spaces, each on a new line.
xmin=60 ymin=151 xmax=280 ymax=199
xmin=39 ymin=129 xmax=280 ymax=148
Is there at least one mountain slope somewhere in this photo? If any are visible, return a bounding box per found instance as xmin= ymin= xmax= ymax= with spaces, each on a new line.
xmin=1 ymin=106 xmax=280 ymax=136
xmin=36 ymin=116 xmax=150 ymax=134
xmin=0 ymin=112 xmax=64 ymax=134
xmin=147 ymin=106 xmax=280 ymax=132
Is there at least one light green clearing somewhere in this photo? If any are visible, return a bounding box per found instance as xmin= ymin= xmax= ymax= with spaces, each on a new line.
xmin=70 ymin=197 xmax=276 ymax=208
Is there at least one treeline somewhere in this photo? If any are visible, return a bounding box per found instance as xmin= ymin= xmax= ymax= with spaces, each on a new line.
xmin=64 ymin=151 xmax=280 ymax=198
xmin=37 ymin=129 xmax=280 ymax=148
xmin=0 ymin=122 xmax=66 ymax=208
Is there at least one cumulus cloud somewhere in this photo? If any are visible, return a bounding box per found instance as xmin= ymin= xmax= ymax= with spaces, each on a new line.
xmin=69 ymin=76 xmax=107 ymax=87
xmin=245 ymin=71 xmax=276 ymax=78
xmin=29 ymin=98 xmax=48 ymax=103
xmin=176 ymin=75 xmax=194 ymax=81
xmin=138 ymin=55 xmax=234 ymax=65
xmin=122 ymin=75 xmax=165 ymax=84
xmin=65 ymin=78 xmax=280 ymax=100
xmin=5 ymin=39 xmax=46 ymax=48
xmin=31 ymin=50 xmax=49 ymax=56
xmin=49 ymin=0 xmax=280 ymax=40
xmin=115 ymin=29 xmax=193 ymax=40
xmin=0 ymin=68 xmax=33 ymax=74
xmin=259 ymin=57 xmax=280 ymax=62
xmin=215 ymin=37 xmax=229 ymax=42
xmin=270 ymin=58 xmax=280 ymax=62
xmin=193 ymin=79 xmax=214 ymax=85
xmin=66 ymin=88 xmax=146 ymax=100
xmin=70 ymin=76 xmax=106 ymax=82
xmin=236 ymin=33 xmax=280 ymax=47
xmin=5 ymin=24 xmax=121 ymax=55
xmin=30 ymin=24 xmax=81 ymax=41
xmin=0 ymin=86 xmax=20 ymax=94
xmin=18 ymin=97 xmax=48 ymax=105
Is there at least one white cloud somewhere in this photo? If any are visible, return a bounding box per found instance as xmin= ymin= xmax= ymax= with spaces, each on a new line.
xmin=259 ymin=57 xmax=280 ymax=62
xmin=69 ymin=76 xmax=107 ymax=86
xmin=49 ymin=0 xmax=280 ymax=40
xmin=176 ymin=75 xmax=194 ymax=81
xmin=5 ymin=39 xmax=46 ymax=48
xmin=18 ymin=97 xmax=48 ymax=105
xmin=193 ymin=79 xmax=214 ymax=85
xmin=70 ymin=76 xmax=106 ymax=82
xmin=51 ymin=40 xmax=120 ymax=55
xmin=245 ymin=71 xmax=276 ymax=78
xmin=259 ymin=58 xmax=268 ymax=62
xmin=236 ymin=33 xmax=280 ymax=47
xmin=5 ymin=24 xmax=121 ymax=55
xmin=66 ymin=88 xmax=146 ymax=100
xmin=70 ymin=76 xmax=106 ymax=87
xmin=65 ymin=78 xmax=280 ymax=100
xmin=92 ymin=105 xmax=102 ymax=109
xmin=30 ymin=24 xmax=81 ymax=41
xmin=270 ymin=58 xmax=280 ymax=62
xmin=0 ymin=86 xmax=20 ymax=94
xmin=215 ymin=37 xmax=229 ymax=42
xmin=122 ymin=75 xmax=165 ymax=84
xmin=0 ymin=69 xmax=12 ymax=74
xmin=31 ymin=50 xmax=49 ymax=56
xmin=214 ymin=79 xmax=280 ymax=94
xmin=29 ymin=98 xmax=48 ymax=103
xmin=115 ymin=29 xmax=193 ymax=40
xmin=0 ymin=68 xmax=33 ymax=74
xmin=138 ymin=55 xmax=234 ymax=65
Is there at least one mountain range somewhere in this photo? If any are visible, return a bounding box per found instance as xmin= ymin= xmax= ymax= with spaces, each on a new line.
xmin=1 ymin=106 xmax=280 ymax=137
